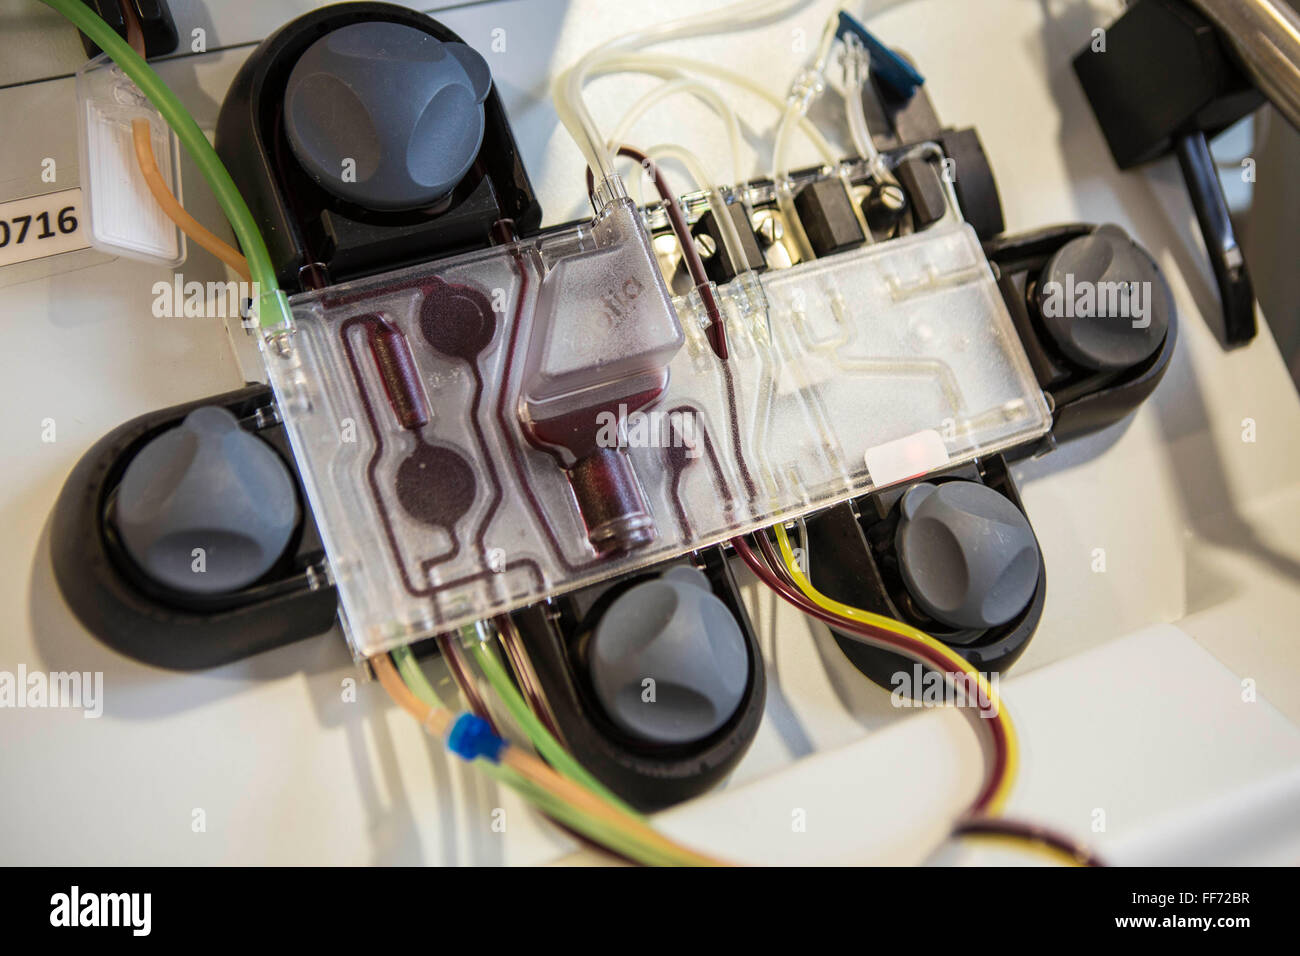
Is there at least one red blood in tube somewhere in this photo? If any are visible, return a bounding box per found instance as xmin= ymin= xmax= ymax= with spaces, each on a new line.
xmin=523 ymin=375 xmax=668 ymax=556
xmin=365 ymin=317 xmax=430 ymax=430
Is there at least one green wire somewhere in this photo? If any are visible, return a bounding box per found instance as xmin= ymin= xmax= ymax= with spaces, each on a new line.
xmin=52 ymin=0 xmax=695 ymax=867
xmin=391 ymin=646 xmax=447 ymax=709
xmin=391 ymin=646 xmax=684 ymax=865
xmin=53 ymin=0 xmax=687 ymax=857
xmin=465 ymin=628 xmax=643 ymax=817
xmin=399 ymin=638 xmax=643 ymax=822
xmin=41 ymin=0 xmax=293 ymax=331
xmin=494 ymin=762 xmax=684 ymax=866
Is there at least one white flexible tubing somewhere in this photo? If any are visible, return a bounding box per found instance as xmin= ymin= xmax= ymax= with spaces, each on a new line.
xmin=842 ymin=40 xmax=879 ymax=163
xmin=552 ymin=0 xmax=809 ymax=186
xmin=771 ymin=11 xmax=840 ymax=183
xmin=594 ymin=52 xmax=840 ymax=167
xmin=609 ymin=77 xmax=745 ymax=185
xmin=600 ymin=52 xmax=827 ymax=270
xmin=641 ymin=143 xmax=751 ymax=272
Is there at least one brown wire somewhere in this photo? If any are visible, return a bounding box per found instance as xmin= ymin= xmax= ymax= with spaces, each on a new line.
xmin=734 ymin=532 xmax=1012 ymax=815
xmin=586 ymin=146 xmax=729 ymax=359
xmin=742 ymin=530 xmax=1105 ymax=865
xmin=953 ymin=816 xmax=1107 ymax=867
xmin=119 ymin=0 xmax=146 ymax=55
xmin=434 ymin=632 xmax=499 ymax=735
xmin=494 ymin=614 xmax=564 ymax=739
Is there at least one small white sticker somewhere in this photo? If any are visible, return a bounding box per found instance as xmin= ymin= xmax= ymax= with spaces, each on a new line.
xmin=0 ymin=188 xmax=89 ymax=268
xmin=864 ymin=429 xmax=950 ymax=488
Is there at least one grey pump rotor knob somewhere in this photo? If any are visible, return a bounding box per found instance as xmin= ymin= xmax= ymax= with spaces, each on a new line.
xmin=284 ymin=21 xmax=493 ymax=210
xmin=895 ymin=481 xmax=1040 ymax=631
xmin=115 ymin=406 xmax=299 ymax=595
xmin=588 ymin=566 xmax=748 ymax=746
xmin=1035 ymin=224 xmax=1171 ymax=371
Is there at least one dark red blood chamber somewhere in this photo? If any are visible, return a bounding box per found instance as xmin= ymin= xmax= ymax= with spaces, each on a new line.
xmin=395 ymin=442 xmax=477 ymax=530
xmin=567 ymin=447 xmax=656 ymax=555
xmin=522 ymin=374 xmax=668 ymax=557
xmin=419 ymin=277 xmax=496 ymax=361
xmin=365 ymin=316 xmax=431 ymax=430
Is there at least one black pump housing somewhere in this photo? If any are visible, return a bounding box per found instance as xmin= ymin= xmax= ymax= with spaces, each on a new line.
xmin=506 ymin=547 xmax=767 ymax=812
xmin=806 ymin=456 xmax=1045 ymax=691
xmin=986 ymin=223 xmax=1177 ymax=450
xmin=214 ymin=2 xmax=542 ymax=291
xmin=49 ymin=385 xmax=337 ymax=670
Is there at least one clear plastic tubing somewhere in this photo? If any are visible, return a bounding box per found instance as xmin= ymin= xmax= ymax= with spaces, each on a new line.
xmin=553 ymin=0 xmax=806 ymax=197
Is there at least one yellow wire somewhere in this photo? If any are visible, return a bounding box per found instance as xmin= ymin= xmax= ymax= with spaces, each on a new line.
xmin=771 ymin=523 xmax=1020 ymax=815
xmin=956 ymin=833 xmax=1087 ymax=867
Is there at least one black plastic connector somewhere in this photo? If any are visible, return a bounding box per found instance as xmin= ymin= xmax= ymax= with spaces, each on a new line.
xmin=937 ymin=127 xmax=1004 ymax=240
xmin=794 ymin=178 xmax=865 ymax=257
xmin=78 ymin=1 xmax=179 ymax=59
xmin=1073 ymin=0 xmax=1261 ymax=170
xmin=894 ymin=155 xmax=946 ymax=231
xmin=692 ymin=203 xmax=766 ymax=282
xmin=1072 ymin=0 xmax=1260 ymax=345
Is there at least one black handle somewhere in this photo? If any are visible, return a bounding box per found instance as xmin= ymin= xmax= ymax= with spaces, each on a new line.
xmin=1174 ymin=129 xmax=1257 ymax=346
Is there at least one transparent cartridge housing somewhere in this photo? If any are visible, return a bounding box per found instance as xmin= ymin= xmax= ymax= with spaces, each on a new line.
xmin=264 ymin=161 xmax=1051 ymax=657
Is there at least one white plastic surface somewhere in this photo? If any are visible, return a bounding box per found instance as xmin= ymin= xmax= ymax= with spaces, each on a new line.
xmin=3 ymin=0 xmax=1298 ymax=867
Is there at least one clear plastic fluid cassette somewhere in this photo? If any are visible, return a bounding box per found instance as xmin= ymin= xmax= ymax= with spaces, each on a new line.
xmin=264 ymin=161 xmax=1051 ymax=658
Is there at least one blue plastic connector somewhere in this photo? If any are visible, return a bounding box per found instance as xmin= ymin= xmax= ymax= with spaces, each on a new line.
xmin=446 ymin=712 xmax=506 ymax=763
xmin=836 ymin=11 xmax=925 ymax=99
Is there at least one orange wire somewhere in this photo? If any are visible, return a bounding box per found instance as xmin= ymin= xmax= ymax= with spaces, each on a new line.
xmin=117 ymin=0 xmax=249 ymax=281
xmin=130 ymin=119 xmax=251 ymax=281
xmin=372 ymin=653 xmax=453 ymax=736
xmin=372 ymin=653 xmax=728 ymax=866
